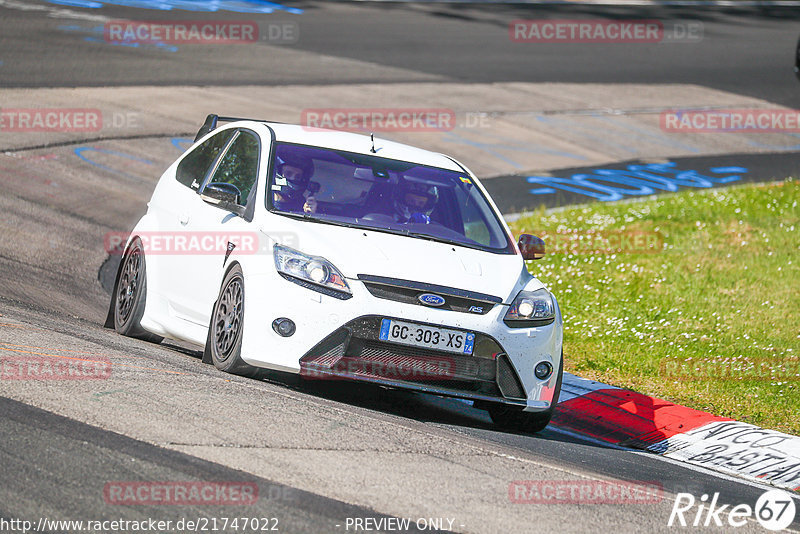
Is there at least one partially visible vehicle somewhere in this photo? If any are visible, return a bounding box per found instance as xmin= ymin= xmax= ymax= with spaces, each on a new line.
xmin=795 ymin=36 xmax=800 ymax=80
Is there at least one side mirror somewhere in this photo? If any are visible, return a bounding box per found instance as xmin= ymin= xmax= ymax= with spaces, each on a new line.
xmin=518 ymin=234 xmax=545 ymax=260
xmin=200 ymin=182 xmax=246 ymax=217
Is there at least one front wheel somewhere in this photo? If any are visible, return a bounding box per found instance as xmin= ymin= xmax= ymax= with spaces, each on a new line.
xmin=207 ymin=265 xmax=259 ymax=378
xmin=113 ymin=237 xmax=162 ymax=343
xmin=488 ymin=352 xmax=563 ymax=433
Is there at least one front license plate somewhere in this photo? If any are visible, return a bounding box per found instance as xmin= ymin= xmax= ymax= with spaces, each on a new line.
xmin=379 ymin=319 xmax=475 ymax=355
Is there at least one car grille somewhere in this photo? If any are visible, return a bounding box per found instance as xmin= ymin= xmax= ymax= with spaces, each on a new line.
xmin=299 ymin=316 xmax=526 ymax=401
xmin=357 ymin=274 xmax=501 ymax=315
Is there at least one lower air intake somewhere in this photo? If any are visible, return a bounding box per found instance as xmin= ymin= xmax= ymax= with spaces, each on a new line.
xmin=496 ymin=354 xmax=526 ymax=399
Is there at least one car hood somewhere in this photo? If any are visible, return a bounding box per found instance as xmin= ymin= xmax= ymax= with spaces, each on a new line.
xmin=269 ymin=219 xmax=526 ymax=302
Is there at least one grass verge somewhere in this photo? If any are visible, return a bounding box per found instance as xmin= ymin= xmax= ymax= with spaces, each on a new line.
xmin=509 ymin=179 xmax=799 ymax=434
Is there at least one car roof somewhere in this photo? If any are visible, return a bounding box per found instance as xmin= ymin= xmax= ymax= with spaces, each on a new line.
xmin=234 ymin=121 xmax=465 ymax=173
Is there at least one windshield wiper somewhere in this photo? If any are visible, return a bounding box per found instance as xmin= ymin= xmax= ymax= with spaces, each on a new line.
xmin=405 ymin=231 xmax=441 ymax=242
xmin=364 ymin=226 xmax=469 ymax=248
xmin=278 ymin=211 xmax=356 ymax=229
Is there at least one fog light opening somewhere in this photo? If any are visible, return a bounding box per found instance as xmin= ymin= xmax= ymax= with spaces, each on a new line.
xmin=272 ymin=317 xmax=296 ymax=337
xmin=534 ymin=361 xmax=553 ymax=380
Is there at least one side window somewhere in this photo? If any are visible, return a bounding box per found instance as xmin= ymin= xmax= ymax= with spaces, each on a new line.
xmin=175 ymin=129 xmax=235 ymax=190
xmin=206 ymin=131 xmax=260 ymax=206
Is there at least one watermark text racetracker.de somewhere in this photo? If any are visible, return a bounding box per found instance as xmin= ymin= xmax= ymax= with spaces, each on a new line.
xmin=0 ymin=108 xmax=139 ymax=133
xmin=301 ymin=356 xmax=457 ymax=382
xmin=535 ymin=229 xmax=664 ymax=255
xmin=0 ymin=108 xmax=101 ymax=132
xmin=509 ymin=479 xmax=663 ymax=504
xmin=300 ymin=108 xmax=497 ymax=131
xmin=105 ymin=231 xmax=257 ymax=256
xmin=104 ymin=481 xmax=258 ymax=505
xmin=104 ymin=20 xmax=298 ymax=45
xmin=1 ymin=356 xmax=112 ymax=381
xmin=660 ymin=356 xmax=800 ymax=382
xmin=301 ymin=108 xmax=457 ymax=132
xmin=509 ymin=19 xmax=702 ymax=43
xmin=104 ymin=231 xmax=300 ymax=256
xmin=661 ymin=109 xmax=800 ymax=133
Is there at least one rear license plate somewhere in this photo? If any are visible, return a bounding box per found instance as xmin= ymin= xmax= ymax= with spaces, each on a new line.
xmin=379 ymin=319 xmax=474 ymax=355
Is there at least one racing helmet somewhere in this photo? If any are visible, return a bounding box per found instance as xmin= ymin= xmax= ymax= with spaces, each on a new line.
xmin=393 ymin=180 xmax=439 ymax=222
xmin=273 ymin=156 xmax=314 ymax=208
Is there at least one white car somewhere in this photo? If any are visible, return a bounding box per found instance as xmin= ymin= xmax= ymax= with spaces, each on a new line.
xmin=106 ymin=115 xmax=563 ymax=432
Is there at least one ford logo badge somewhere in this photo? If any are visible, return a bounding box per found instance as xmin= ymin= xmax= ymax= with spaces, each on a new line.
xmin=418 ymin=293 xmax=446 ymax=307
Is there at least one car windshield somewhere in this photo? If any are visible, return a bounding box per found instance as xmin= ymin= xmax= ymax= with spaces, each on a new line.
xmin=267 ymin=142 xmax=513 ymax=253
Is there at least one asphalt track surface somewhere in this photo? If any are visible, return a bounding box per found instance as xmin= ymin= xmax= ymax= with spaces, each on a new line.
xmin=1 ymin=1 xmax=799 ymax=533
xmin=1 ymin=1 xmax=799 ymax=109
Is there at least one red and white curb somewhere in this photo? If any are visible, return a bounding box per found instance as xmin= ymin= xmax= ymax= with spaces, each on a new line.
xmin=553 ymin=373 xmax=800 ymax=492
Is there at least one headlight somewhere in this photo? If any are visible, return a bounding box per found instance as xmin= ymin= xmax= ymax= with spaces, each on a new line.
xmin=274 ymin=244 xmax=351 ymax=297
xmin=504 ymin=288 xmax=555 ymax=327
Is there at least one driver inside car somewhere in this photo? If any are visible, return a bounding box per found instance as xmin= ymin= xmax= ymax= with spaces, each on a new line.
xmin=393 ymin=181 xmax=439 ymax=224
xmin=272 ymin=157 xmax=318 ymax=214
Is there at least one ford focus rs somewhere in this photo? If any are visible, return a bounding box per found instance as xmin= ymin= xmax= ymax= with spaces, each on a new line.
xmin=106 ymin=114 xmax=564 ymax=432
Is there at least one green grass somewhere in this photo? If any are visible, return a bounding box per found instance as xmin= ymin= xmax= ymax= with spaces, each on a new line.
xmin=509 ymin=179 xmax=800 ymax=434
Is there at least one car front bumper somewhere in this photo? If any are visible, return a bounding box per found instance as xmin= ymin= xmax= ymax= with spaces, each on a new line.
xmin=240 ymin=268 xmax=563 ymax=412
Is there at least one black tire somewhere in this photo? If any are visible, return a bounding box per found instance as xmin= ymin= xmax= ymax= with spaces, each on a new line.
xmin=488 ymin=352 xmax=563 ymax=433
xmin=208 ymin=265 xmax=259 ymax=377
xmin=113 ymin=237 xmax=162 ymax=343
